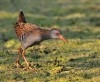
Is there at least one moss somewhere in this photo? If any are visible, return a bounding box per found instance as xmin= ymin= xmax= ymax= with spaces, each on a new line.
xmin=0 ymin=0 xmax=100 ymax=82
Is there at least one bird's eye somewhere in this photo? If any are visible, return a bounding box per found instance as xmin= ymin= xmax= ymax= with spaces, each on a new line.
xmin=55 ymin=32 xmax=60 ymax=35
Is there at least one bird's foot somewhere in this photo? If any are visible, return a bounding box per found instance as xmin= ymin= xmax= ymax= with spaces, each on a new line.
xmin=15 ymin=61 xmax=24 ymax=68
xmin=23 ymin=65 xmax=38 ymax=72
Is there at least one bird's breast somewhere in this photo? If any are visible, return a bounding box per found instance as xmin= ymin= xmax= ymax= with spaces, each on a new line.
xmin=21 ymin=34 xmax=41 ymax=49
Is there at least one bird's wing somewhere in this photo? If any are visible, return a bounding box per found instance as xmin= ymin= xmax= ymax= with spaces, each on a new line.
xmin=14 ymin=11 xmax=40 ymax=41
xmin=14 ymin=22 xmax=40 ymax=41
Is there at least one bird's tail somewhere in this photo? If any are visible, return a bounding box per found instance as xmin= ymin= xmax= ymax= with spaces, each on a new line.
xmin=17 ymin=10 xmax=26 ymax=23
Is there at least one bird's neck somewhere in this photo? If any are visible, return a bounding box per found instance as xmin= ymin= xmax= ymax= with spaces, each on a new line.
xmin=40 ymin=29 xmax=52 ymax=40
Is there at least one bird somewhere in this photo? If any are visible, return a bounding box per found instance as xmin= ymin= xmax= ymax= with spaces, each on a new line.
xmin=14 ymin=11 xmax=68 ymax=70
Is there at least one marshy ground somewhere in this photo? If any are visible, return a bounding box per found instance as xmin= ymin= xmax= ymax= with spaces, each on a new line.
xmin=0 ymin=0 xmax=100 ymax=82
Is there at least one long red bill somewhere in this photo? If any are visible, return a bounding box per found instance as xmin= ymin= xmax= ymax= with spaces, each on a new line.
xmin=58 ymin=35 xmax=69 ymax=43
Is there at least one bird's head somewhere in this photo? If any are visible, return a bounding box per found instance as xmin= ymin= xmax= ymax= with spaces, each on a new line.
xmin=49 ymin=28 xmax=68 ymax=42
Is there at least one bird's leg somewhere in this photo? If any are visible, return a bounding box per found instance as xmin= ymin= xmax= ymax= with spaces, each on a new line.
xmin=22 ymin=49 xmax=36 ymax=71
xmin=15 ymin=47 xmax=23 ymax=68
xmin=22 ymin=50 xmax=29 ymax=66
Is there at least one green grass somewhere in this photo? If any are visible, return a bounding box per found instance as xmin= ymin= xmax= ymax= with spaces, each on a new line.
xmin=0 ymin=0 xmax=100 ymax=82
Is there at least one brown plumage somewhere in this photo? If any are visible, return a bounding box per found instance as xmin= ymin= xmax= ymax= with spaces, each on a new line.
xmin=14 ymin=11 xmax=68 ymax=70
